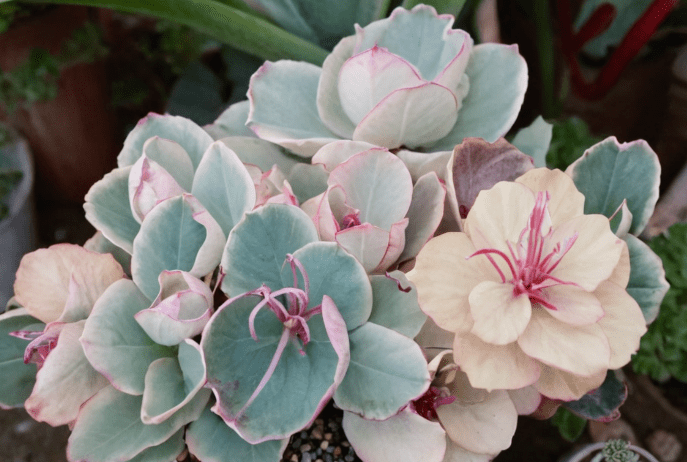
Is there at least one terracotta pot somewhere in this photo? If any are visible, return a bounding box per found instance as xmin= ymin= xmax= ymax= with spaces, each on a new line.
xmin=0 ymin=5 xmax=119 ymax=204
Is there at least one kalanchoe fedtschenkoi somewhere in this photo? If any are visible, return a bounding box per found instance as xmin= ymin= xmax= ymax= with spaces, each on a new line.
xmin=303 ymin=144 xmax=445 ymax=273
xmin=247 ymin=4 xmax=527 ymax=157
xmin=408 ymin=168 xmax=647 ymax=401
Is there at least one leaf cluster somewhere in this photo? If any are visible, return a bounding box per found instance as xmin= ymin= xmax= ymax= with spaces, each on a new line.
xmin=632 ymin=223 xmax=687 ymax=382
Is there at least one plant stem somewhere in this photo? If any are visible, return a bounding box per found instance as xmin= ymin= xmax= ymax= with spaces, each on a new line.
xmin=533 ymin=0 xmax=558 ymax=117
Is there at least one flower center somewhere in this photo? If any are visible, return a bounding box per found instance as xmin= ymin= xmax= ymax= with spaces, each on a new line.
xmin=468 ymin=191 xmax=580 ymax=310
xmin=410 ymin=386 xmax=456 ymax=421
xmin=341 ymin=212 xmax=361 ymax=229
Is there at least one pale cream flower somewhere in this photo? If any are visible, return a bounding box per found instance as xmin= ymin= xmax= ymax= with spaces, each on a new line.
xmin=408 ymin=168 xmax=646 ymax=400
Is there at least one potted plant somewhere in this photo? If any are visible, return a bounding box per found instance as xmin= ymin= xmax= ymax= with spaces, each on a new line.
xmin=0 ymin=124 xmax=35 ymax=309
xmin=0 ymin=3 xmax=672 ymax=462
xmin=561 ymin=440 xmax=660 ymax=462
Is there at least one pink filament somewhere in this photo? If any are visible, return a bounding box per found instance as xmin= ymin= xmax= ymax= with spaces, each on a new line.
xmin=468 ymin=191 xmax=581 ymax=310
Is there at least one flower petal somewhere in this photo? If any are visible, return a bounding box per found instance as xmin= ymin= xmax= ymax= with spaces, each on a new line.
xmin=338 ymin=46 xmax=424 ymax=125
xmin=548 ymin=214 xmax=623 ymax=292
xmin=353 ymin=82 xmax=459 ymax=149
xmin=507 ymin=386 xmax=542 ymax=415
xmin=463 ymin=180 xmax=535 ymax=253
xmin=437 ymin=389 xmax=517 ymax=455
xmin=408 ymin=233 xmax=495 ymax=334
xmin=515 ymin=168 xmax=585 ymax=225
xmin=469 ymin=281 xmax=531 ymax=345
xmin=442 ymin=438 xmax=492 ymax=462
xmin=594 ymin=281 xmax=647 ymax=370
xmin=607 ymin=238 xmax=630 ymax=288
xmin=14 ymin=244 xmax=124 ymax=324
xmin=428 ymin=43 xmax=527 ymax=151
xmin=533 ymin=363 xmax=607 ymax=401
xmin=453 ymin=333 xmax=540 ymax=391
xmin=540 ymin=285 xmax=604 ymax=326
xmin=518 ymin=308 xmax=610 ymax=377
xmin=247 ymin=60 xmax=340 ymax=157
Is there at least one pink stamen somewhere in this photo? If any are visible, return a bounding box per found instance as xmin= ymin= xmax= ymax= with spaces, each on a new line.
xmin=469 ymin=191 xmax=580 ymax=311
xmin=341 ymin=212 xmax=361 ymax=229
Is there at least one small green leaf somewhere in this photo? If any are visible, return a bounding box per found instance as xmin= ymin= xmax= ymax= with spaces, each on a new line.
xmin=552 ymin=407 xmax=587 ymax=442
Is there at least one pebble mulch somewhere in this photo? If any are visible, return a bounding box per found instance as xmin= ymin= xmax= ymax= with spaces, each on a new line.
xmin=280 ymin=401 xmax=362 ymax=462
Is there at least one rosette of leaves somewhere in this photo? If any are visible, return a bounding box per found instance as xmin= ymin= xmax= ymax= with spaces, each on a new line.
xmin=200 ymin=204 xmax=429 ymax=447
xmin=84 ymin=113 xmax=257 ymax=297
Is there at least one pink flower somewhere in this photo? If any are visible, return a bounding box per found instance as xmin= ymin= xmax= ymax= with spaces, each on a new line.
xmin=408 ymin=169 xmax=647 ymax=400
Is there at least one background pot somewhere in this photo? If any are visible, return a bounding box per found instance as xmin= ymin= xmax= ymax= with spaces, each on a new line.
xmin=0 ymin=5 xmax=119 ymax=205
xmin=0 ymin=134 xmax=36 ymax=309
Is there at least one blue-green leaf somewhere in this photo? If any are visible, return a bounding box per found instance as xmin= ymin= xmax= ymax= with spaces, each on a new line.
xmin=367 ymin=271 xmax=426 ymax=338
xmin=132 ymin=195 xmax=224 ymax=300
xmin=81 ymin=279 xmax=174 ymax=396
xmin=566 ymin=137 xmax=660 ymax=236
xmin=511 ymin=116 xmax=553 ymax=168
xmin=141 ymin=340 xmax=211 ymax=424
xmin=68 ymin=385 xmax=205 ymax=462
xmin=118 ymin=113 xmax=214 ymax=170
xmin=192 ymin=141 xmax=256 ymax=236
xmin=625 ymin=234 xmax=669 ymax=324
xmin=284 ymin=242 xmax=372 ymax=331
xmin=187 ymin=405 xmax=288 ymax=462
xmin=0 ymin=309 xmax=41 ymax=408
xmin=202 ymin=295 xmax=342 ymax=443
xmin=84 ymin=166 xmax=140 ymax=254
xmin=221 ymin=204 xmax=318 ymax=297
xmin=334 ymin=322 xmax=429 ymax=420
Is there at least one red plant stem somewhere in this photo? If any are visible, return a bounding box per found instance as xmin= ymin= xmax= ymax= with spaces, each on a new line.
xmin=558 ymin=0 xmax=678 ymax=100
